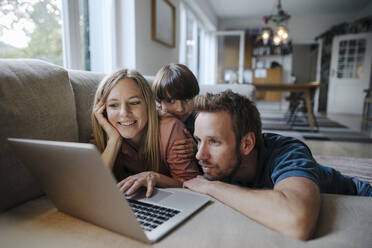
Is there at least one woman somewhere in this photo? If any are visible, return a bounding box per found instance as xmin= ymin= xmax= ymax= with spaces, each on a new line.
xmin=92 ymin=69 xmax=200 ymax=197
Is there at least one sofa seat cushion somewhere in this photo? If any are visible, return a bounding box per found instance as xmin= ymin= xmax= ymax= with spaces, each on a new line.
xmin=0 ymin=59 xmax=79 ymax=212
xmin=1 ymin=193 xmax=371 ymax=247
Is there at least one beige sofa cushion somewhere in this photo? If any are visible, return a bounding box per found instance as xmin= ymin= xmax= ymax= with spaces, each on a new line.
xmin=0 ymin=193 xmax=371 ymax=247
xmin=68 ymin=70 xmax=105 ymax=142
xmin=0 ymin=59 xmax=79 ymax=212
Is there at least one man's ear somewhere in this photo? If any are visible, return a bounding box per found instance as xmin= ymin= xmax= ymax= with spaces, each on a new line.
xmin=240 ymin=132 xmax=255 ymax=155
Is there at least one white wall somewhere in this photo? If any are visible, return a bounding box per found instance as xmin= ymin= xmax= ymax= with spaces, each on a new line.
xmin=134 ymin=0 xmax=218 ymax=76
xmin=88 ymin=0 xmax=218 ymax=75
xmin=354 ymin=2 xmax=372 ymax=19
xmin=184 ymin=0 xmax=218 ymax=30
xmin=134 ymin=0 xmax=180 ymax=76
xmin=219 ymin=13 xmax=356 ymax=44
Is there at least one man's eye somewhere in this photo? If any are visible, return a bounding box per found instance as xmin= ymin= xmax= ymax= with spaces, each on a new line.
xmin=209 ymin=139 xmax=219 ymax=145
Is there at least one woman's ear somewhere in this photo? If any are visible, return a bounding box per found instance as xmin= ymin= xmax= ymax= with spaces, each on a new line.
xmin=240 ymin=132 xmax=256 ymax=155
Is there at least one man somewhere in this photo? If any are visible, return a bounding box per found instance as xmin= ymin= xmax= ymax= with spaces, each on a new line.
xmin=183 ymin=90 xmax=372 ymax=241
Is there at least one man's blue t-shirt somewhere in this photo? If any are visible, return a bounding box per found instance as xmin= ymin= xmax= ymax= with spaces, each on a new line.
xmin=245 ymin=133 xmax=372 ymax=196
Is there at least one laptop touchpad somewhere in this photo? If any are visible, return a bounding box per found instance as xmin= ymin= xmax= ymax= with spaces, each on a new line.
xmin=128 ymin=188 xmax=173 ymax=203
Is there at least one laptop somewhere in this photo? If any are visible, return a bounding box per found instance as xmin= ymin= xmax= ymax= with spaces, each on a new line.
xmin=8 ymin=138 xmax=209 ymax=243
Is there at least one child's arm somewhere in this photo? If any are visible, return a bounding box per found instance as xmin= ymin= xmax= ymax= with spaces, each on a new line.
xmin=171 ymin=129 xmax=196 ymax=160
xmin=162 ymin=118 xmax=200 ymax=182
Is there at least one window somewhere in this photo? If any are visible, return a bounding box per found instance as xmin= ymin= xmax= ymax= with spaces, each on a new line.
xmin=185 ymin=12 xmax=198 ymax=77
xmin=79 ymin=0 xmax=90 ymax=70
xmin=337 ymin=39 xmax=365 ymax=79
xmin=0 ymin=0 xmax=90 ymax=70
xmin=61 ymin=0 xmax=90 ymax=70
xmin=180 ymin=3 xmax=216 ymax=84
xmin=0 ymin=0 xmax=63 ymax=65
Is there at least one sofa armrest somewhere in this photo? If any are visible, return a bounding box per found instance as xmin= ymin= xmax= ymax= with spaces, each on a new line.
xmin=0 ymin=59 xmax=79 ymax=212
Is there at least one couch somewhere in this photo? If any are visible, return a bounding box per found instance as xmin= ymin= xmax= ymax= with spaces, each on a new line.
xmin=0 ymin=59 xmax=371 ymax=247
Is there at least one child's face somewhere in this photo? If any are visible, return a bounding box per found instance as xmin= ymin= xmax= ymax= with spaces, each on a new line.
xmin=160 ymin=98 xmax=193 ymax=122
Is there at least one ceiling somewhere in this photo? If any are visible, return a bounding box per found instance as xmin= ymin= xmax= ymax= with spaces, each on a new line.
xmin=206 ymin=0 xmax=371 ymax=19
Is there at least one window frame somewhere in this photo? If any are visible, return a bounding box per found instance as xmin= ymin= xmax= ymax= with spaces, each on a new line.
xmin=61 ymin=0 xmax=83 ymax=70
xmin=179 ymin=2 xmax=216 ymax=85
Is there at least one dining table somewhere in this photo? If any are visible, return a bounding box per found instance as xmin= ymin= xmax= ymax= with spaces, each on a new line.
xmin=253 ymin=81 xmax=321 ymax=131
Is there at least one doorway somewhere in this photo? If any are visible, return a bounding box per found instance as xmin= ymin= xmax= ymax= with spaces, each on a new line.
xmin=213 ymin=31 xmax=245 ymax=84
xmin=327 ymin=33 xmax=372 ymax=114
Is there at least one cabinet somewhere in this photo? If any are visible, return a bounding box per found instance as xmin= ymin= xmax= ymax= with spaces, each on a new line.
xmin=253 ymin=67 xmax=282 ymax=101
xmin=247 ymin=35 xmax=291 ymax=102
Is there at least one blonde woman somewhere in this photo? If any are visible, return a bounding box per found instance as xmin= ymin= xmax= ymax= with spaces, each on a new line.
xmin=92 ymin=69 xmax=200 ymax=197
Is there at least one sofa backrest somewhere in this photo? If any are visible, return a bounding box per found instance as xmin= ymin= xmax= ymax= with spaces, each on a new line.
xmin=0 ymin=59 xmax=80 ymax=212
xmin=68 ymin=69 xmax=105 ymax=142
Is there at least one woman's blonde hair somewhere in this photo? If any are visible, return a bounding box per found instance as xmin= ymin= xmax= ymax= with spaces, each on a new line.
xmin=92 ymin=68 xmax=162 ymax=172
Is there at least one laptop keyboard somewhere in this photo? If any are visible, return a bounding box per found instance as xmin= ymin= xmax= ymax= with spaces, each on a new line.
xmin=127 ymin=199 xmax=180 ymax=232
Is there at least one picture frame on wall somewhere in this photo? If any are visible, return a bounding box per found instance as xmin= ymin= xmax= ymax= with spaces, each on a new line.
xmin=151 ymin=0 xmax=176 ymax=48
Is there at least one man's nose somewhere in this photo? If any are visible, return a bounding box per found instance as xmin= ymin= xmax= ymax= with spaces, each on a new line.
xmin=196 ymin=142 xmax=208 ymax=161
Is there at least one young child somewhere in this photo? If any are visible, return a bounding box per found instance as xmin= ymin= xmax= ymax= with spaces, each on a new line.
xmin=152 ymin=63 xmax=199 ymax=159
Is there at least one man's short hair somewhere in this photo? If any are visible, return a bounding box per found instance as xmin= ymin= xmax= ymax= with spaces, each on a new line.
xmin=152 ymin=63 xmax=200 ymax=102
xmin=193 ymin=90 xmax=263 ymax=149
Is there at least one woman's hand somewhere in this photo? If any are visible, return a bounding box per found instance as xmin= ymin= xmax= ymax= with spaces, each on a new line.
xmin=118 ymin=171 xmax=160 ymax=198
xmin=93 ymin=102 xmax=121 ymax=142
xmin=171 ymin=129 xmax=196 ymax=159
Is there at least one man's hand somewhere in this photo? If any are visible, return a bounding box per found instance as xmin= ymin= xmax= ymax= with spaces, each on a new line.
xmin=172 ymin=128 xmax=196 ymax=159
xmin=183 ymin=175 xmax=214 ymax=195
xmin=118 ymin=172 xmax=159 ymax=198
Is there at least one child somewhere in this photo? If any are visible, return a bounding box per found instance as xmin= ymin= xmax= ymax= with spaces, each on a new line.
xmin=152 ymin=64 xmax=199 ymax=159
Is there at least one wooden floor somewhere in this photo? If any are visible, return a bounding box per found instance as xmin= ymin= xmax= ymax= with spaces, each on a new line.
xmin=257 ymin=102 xmax=372 ymax=159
